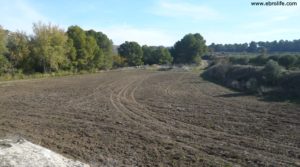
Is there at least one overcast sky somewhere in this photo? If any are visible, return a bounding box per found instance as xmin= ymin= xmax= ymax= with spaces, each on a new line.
xmin=1 ymin=0 xmax=300 ymax=46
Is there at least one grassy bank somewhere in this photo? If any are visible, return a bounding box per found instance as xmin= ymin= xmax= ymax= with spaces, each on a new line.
xmin=0 ymin=70 xmax=99 ymax=82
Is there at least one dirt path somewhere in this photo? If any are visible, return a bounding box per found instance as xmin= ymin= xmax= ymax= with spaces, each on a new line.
xmin=0 ymin=70 xmax=299 ymax=167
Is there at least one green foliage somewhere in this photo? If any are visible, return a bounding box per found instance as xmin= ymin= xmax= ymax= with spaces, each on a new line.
xmin=31 ymin=22 xmax=69 ymax=72
xmin=171 ymin=33 xmax=207 ymax=64
xmin=86 ymin=30 xmax=113 ymax=69
xmin=262 ymin=60 xmax=283 ymax=85
xmin=6 ymin=31 xmax=30 ymax=70
xmin=67 ymin=25 xmax=89 ymax=70
xmin=112 ymin=55 xmax=126 ymax=68
xmin=0 ymin=26 xmax=7 ymax=56
xmin=247 ymin=41 xmax=257 ymax=52
xmin=142 ymin=45 xmax=156 ymax=65
xmin=209 ymin=39 xmax=300 ymax=52
xmin=278 ymin=55 xmax=297 ymax=69
xmin=64 ymin=38 xmax=77 ymax=70
xmin=249 ymin=55 xmax=268 ymax=66
xmin=66 ymin=26 xmax=86 ymax=52
xmin=202 ymin=60 xmax=300 ymax=99
xmin=118 ymin=41 xmax=143 ymax=66
xmin=209 ymin=43 xmax=248 ymax=52
xmin=202 ymin=63 xmax=263 ymax=93
xmin=227 ymin=54 xmax=299 ymax=70
xmin=142 ymin=45 xmax=173 ymax=65
xmin=0 ymin=55 xmax=11 ymax=75
xmin=67 ymin=26 xmax=113 ymax=70
xmin=85 ymin=36 xmax=103 ymax=69
xmin=156 ymin=46 xmax=173 ymax=64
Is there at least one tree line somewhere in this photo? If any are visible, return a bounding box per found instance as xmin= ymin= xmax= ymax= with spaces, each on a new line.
xmin=209 ymin=40 xmax=300 ymax=53
xmin=0 ymin=23 xmax=114 ymax=75
xmin=117 ymin=33 xmax=207 ymax=66
xmin=0 ymin=23 xmax=207 ymax=76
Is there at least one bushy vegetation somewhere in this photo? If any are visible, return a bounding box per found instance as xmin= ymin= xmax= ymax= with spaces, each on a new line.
xmin=262 ymin=60 xmax=283 ymax=85
xmin=66 ymin=25 xmax=112 ymax=71
xmin=278 ymin=55 xmax=298 ymax=69
xmin=118 ymin=41 xmax=143 ymax=66
xmin=249 ymin=55 xmax=269 ymax=66
xmin=0 ymin=55 xmax=11 ymax=74
xmin=2 ymin=21 xmax=300 ymax=100
xmin=279 ymin=72 xmax=300 ymax=98
xmin=202 ymin=64 xmax=264 ymax=92
xmin=0 ymin=23 xmax=210 ymax=78
xmin=171 ymin=33 xmax=207 ymax=64
xmin=202 ymin=57 xmax=300 ymax=99
xmin=0 ymin=23 xmax=115 ymax=77
xmin=142 ymin=45 xmax=173 ymax=65
xmin=226 ymin=54 xmax=300 ymax=70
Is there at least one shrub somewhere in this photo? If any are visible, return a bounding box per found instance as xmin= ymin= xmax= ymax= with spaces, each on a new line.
xmin=278 ymin=55 xmax=297 ymax=69
xmin=112 ymin=55 xmax=127 ymax=68
xmin=202 ymin=60 xmax=300 ymax=99
xmin=202 ymin=63 xmax=262 ymax=92
xmin=249 ymin=55 xmax=268 ymax=66
xmin=201 ymin=63 xmax=231 ymax=82
xmin=0 ymin=55 xmax=11 ymax=75
xmin=225 ymin=65 xmax=262 ymax=91
xmin=262 ymin=60 xmax=283 ymax=85
xmin=279 ymin=72 xmax=300 ymax=98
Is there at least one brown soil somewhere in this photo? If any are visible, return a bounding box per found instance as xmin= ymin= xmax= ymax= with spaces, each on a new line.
xmin=0 ymin=70 xmax=299 ymax=167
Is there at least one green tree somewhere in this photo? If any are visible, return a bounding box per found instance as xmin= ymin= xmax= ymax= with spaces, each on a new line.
xmin=142 ymin=45 xmax=157 ymax=65
xmin=31 ymin=22 xmax=69 ymax=72
xmin=6 ymin=31 xmax=30 ymax=70
xmin=67 ymin=25 xmax=88 ymax=70
xmin=0 ymin=26 xmax=7 ymax=56
xmin=155 ymin=46 xmax=173 ymax=64
xmin=263 ymin=60 xmax=283 ymax=85
xmin=64 ymin=38 xmax=77 ymax=70
xmin=247 ymin=41 xmax=257 ymax=52
xmin=67 ymin=26 xmax=107 ymax=70
xmin=112 ymin=55 xmax=126 ymax=68
xmin=86 ymin=30 xmax=113 ymax=69
xmin=171 ymin=33 xmax=207 ymax=64
xmin=118 ymin=41 xmax=143 ymax=66
xmin=142 ymin=46 xmax=173 ymax=65
xmin=0 ymin=26 xmax=10 ymax=75
xmin=85 ymin=36 xmax=104 ymax=70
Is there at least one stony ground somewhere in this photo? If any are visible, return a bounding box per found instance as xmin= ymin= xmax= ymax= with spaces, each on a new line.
xmin=0 ymin=138 xmax=89 ymax=167
xmin=0 ymin=70 xmax=299 ymax=166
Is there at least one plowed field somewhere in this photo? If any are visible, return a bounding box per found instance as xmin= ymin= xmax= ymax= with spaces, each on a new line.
xmin=0 ymin=70 xmax=299 ymax=166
